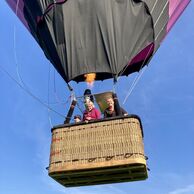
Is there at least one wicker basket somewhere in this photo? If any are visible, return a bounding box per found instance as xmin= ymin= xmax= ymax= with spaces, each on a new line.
xmin=48 ymin=115 xmax=148 ymax=187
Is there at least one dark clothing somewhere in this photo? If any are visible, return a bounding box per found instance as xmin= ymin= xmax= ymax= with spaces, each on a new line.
xmin=104 ymin=107 xmax=127 ymax=118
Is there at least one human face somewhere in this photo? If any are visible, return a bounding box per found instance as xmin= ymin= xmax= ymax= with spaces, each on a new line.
xmin=74 ymin=118 xmax=81 ymax=123
xmin=106 ymin=98 xmax=114 ymax=108
xmin=85 ymin=101 xmax=94 ymax=111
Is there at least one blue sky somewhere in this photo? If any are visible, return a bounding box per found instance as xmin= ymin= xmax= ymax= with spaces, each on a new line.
xmin=0 ymin=1 xmax=194 ymax=194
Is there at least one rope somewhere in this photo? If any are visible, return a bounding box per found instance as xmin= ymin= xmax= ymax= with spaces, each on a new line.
xmin=0 ymin=63 xmax=65 ymax=118
xmin=53 ymin=69 xmax=62 ymax=104
xmin=47 ymin=65 xmax=54 ymax=128
xmin=154 ymin=1 xmax=168 ymax=28
xmin=122 ymin=44 xmax=154 ymax=105
xmin=12 ymin=0 xmax=68 ymax=119
xmin=14 ymin=0 xmax=29 ymax=89
xmin=122 ymin=66 xmax=147 ymax=105
xmin=13 ymin=0 xmax=171 ymax=109
xmin=119 ymin=1 xmax=169 ymax=104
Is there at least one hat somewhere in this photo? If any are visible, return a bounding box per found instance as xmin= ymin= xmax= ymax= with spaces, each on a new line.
xmin=74 ymin=115 xmax=81 ymax=120
xmin=84 ymin=89 xmax=94 ymax=102
xmin=84 ymin=89 xmax=92 ymax=95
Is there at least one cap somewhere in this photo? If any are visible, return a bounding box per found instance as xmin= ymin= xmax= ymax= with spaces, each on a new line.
xmin=84 ymin=89 xmax=92 ymax=95
xmin=84 ymin=89 xmax=94 ymax=102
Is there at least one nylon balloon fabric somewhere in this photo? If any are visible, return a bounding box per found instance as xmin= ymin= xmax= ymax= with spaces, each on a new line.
xmin=6 ymin=0 xmax=191 ymax=83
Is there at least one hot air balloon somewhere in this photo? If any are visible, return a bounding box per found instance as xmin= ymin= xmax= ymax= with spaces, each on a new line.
xmin=6 ymin=0 xmax=191 ymax=187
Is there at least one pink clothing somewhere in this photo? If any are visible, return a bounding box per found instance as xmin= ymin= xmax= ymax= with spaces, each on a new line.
xmin=83 ymin=107 xmax=101 ymax=121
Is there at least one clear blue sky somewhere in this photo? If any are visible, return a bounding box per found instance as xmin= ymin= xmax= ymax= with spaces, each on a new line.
xmin=0 ymin=1 xmax=194 ymax=194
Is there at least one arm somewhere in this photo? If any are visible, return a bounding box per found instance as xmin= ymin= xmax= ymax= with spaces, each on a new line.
xmin=121 ymin=107 xmax=128 ymax=116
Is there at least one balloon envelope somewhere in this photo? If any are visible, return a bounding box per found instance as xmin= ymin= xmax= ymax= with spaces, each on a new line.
xmin=6 ymin=0 xmax=191 ymax=83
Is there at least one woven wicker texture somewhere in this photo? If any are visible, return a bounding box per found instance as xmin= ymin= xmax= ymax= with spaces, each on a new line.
xmin=49 ymin=117 xmax=146 ymax=173
xmin=48 ymin=116 xmax=148 ymax=186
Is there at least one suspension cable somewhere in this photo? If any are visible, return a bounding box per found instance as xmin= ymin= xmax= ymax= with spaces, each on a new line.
xmin=14 ymin=0 xmax=29 ymax=89
xmin=122 ymin=44 xmax=154 ymax=105
xmin=47 ymin=64 xmax=54 ymax=128
xmin=122 ymin=67 xmax=147 ymax=105
xmin=53 ymin=69 xmax=64 ymax=104
xmin=13 ymin=0 xmax=170 ymax=109
xmin=0 ymin=63 xmax=65 ymax=118
xmin=14 ymin=0 xmax=63 ymax=117
xmin=117 ymin=1 xmax=169 ymax=103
